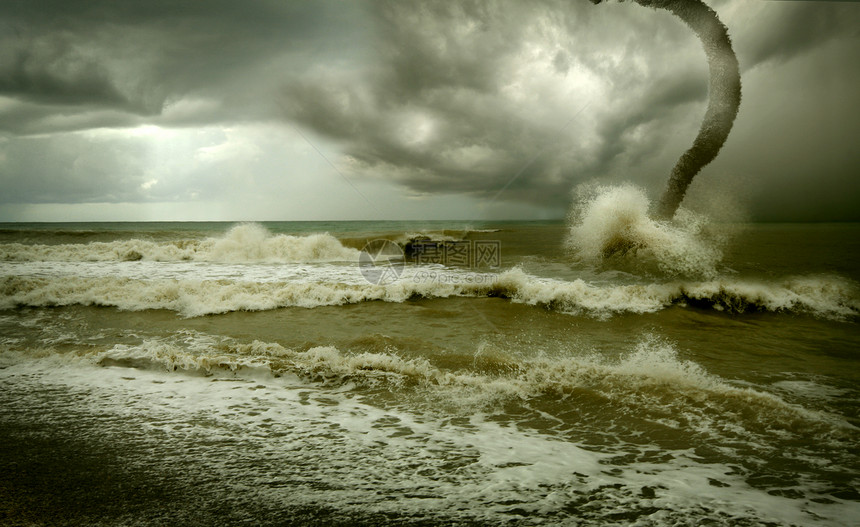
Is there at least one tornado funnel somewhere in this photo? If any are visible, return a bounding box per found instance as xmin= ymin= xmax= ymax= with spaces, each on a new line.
xmin=592 ymin=0 xmax=742 ymax=219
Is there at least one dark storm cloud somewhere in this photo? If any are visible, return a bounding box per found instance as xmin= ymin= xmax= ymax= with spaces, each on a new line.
xmin=0 ymin=39 xmax=130 ymax=109
xmin=0 ymin=0 xmax=857 ymax=220
xmin=736 ymin=0 xmax=858 ymax=69
xmin=0 ymin=0 xmax=366 ymax=133
xmin=283 ymin=0 xmax=712 ymax=210
xmin=282 ymin=0 xmax=860 ymax=218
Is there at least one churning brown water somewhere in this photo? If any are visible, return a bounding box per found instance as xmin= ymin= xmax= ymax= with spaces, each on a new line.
xmin=1 ymin=211 xmax=858 ymax=525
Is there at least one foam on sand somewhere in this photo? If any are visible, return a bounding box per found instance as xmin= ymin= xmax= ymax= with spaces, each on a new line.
xmin=2 ymin=326 xmax=855 ymax=526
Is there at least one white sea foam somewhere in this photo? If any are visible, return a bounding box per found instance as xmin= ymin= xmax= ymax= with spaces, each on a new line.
xmin=484 ymin=268 xmax=859 ymax=319
xmin=8 ymin=335 xmax=856 ymax=525
xmin=39 ymin=333 xmax=843 ymax=440
xmin=3 ymin=333 xmax=855 ymax=526
xmin=566 ymin=184 xmax=726 ymax=277
xmin=0 ymin=223 xmax=360 ymax=264
xmin=2 ymin=267 xmax=857 ymax=319
xmin=1 ymin=330 xmax=845 ymax=450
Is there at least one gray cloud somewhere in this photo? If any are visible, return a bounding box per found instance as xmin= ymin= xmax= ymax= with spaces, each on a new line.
xmin=0 ymin=38 xmax=131 ymax=109
xmin=0 ymin=0 xmax=368 ymax=133
xmin=282 ymin=0 xmax=715 ymax=211
xmin=282 ymin=0 xmax=859 ymax=219
xmin=732 ymin=0 xmax=858 ymax=69
xmin=0 ymin=0 xmax=857 ymax=220
xmin=0 ymin=133 xmax=149 ymax=204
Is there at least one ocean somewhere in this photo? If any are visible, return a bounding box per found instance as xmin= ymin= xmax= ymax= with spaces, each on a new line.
xmin=1 ymin=214 xmax=858 ymax=525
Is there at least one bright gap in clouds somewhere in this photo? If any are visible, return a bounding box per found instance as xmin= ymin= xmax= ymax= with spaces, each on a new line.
xmin=0 ymin=123 xmax=557 ymax=222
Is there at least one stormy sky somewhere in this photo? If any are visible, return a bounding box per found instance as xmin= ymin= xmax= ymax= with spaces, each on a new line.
xmin=0 ymin=0 xmax=858 ymax=221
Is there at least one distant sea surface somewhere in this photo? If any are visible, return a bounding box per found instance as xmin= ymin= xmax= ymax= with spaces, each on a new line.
xmin=1 ymin=220 xmax=858 ymax=525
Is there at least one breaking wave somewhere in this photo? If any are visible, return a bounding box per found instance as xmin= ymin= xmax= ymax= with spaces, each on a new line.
xmin=0 ymin=223 xmax=360 ymax=264
xmin=2 ymin=268 xmax=856 ymax=319
xmin=4 ymin=332 xmax=855 ymax=527
xmin=71 ymin=334 xmax=851 ymax=445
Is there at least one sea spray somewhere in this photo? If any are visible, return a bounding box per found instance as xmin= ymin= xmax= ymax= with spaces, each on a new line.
xmin=565 ymin=184 xmax=724 ymax=277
